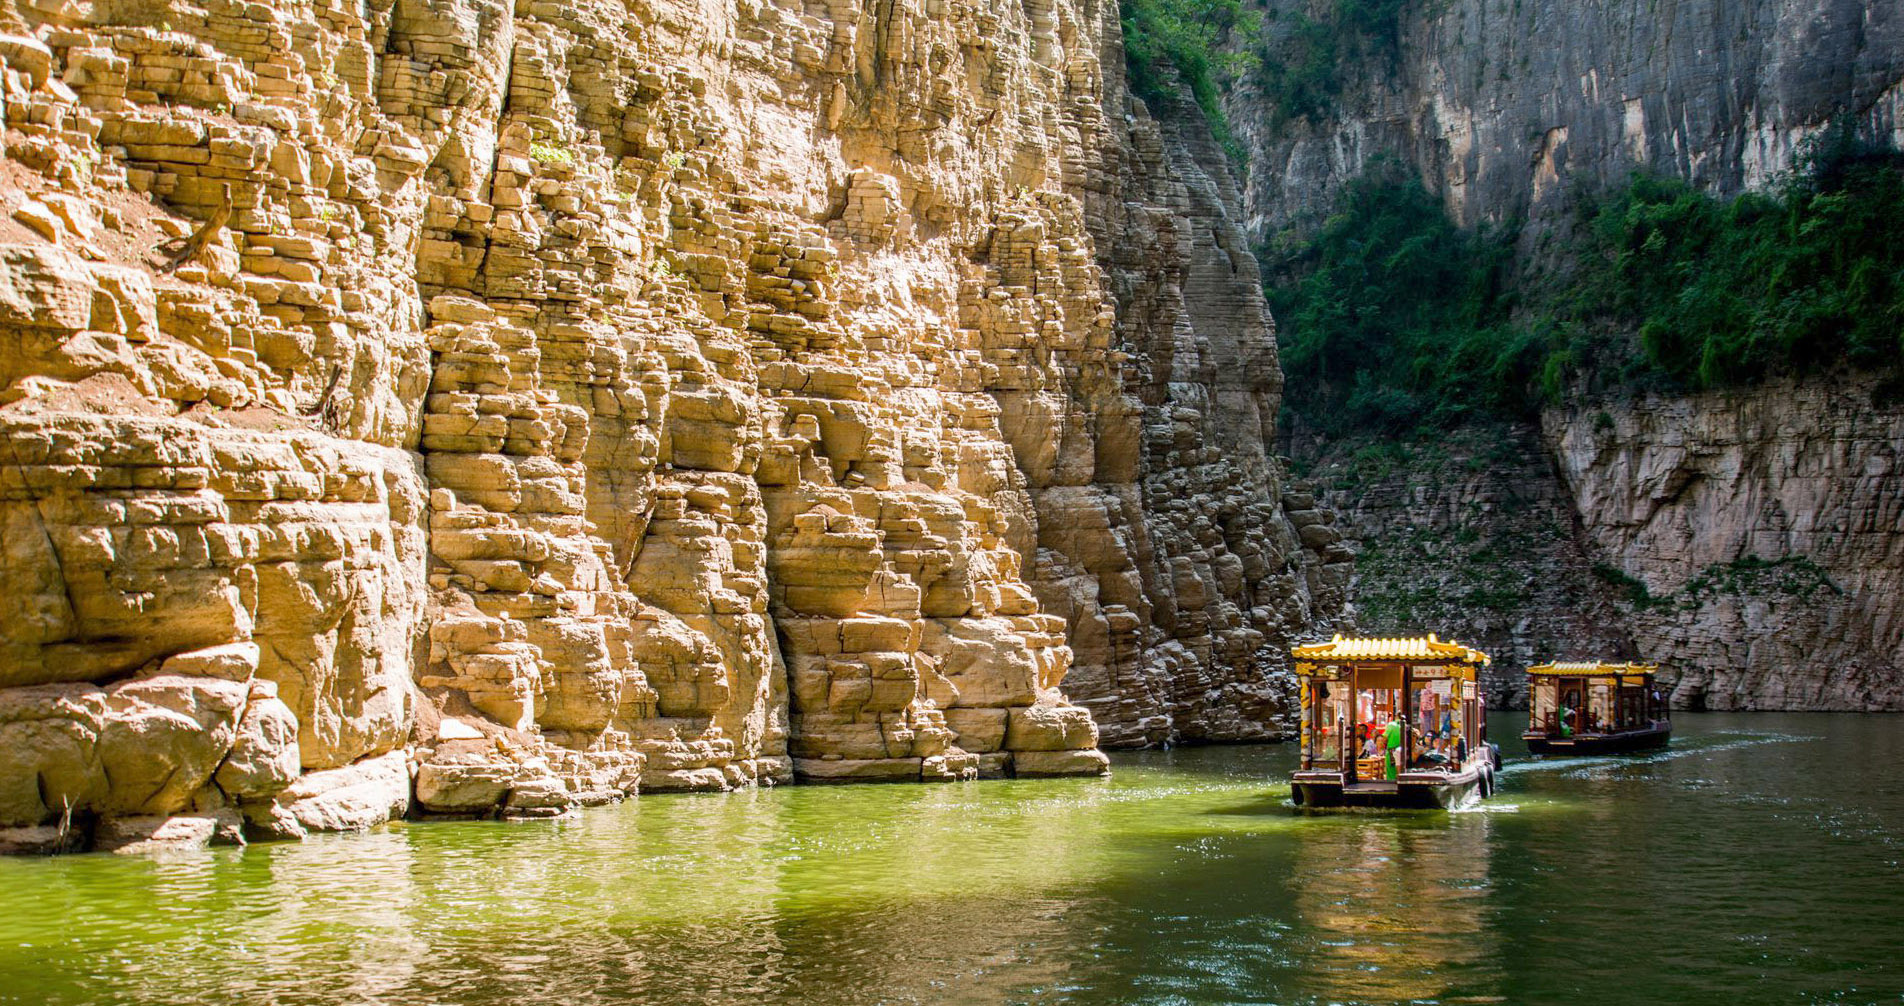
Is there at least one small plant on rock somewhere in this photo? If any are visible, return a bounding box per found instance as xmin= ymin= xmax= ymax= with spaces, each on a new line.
xmin=529 ymin=140 xmax=574 ymax=166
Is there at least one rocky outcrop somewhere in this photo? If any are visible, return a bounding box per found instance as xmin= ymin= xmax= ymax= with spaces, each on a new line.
xmin=1233 ymin=0 xmax=1904 ymax=240
xmin=0 ymin=0 xmax=1337 ymax=850
xmin=1301 ymin=382 xmax=1904 ymax=713
xmin=1546 ymin=379 xmax=1904 ymax=711
xmin=1302 ymin=425 xmax=1633 ymax=708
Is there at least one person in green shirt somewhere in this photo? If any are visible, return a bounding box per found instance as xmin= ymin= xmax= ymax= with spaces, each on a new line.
xmin=1384 ymin=715 xmax=1405 ymax=780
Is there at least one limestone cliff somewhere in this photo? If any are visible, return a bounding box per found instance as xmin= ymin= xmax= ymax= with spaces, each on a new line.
xmin=0 ymin=0 xmax=1339 ymax=851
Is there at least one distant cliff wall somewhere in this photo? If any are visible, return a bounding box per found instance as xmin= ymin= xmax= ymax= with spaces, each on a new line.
xmin=1233 ymin=0 xmax=1904 ymax=240
xmin=1546 ymin=380 xmax=1904 ymax=711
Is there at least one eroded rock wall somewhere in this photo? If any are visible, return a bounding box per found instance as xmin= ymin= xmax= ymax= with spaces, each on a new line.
xmin=1546 ymin=381 xmax=1904 ymax=711
xmin=1302 ymin=425 xmax=1633 ymax=708
xmin=0 ymin=0 xmax=1335 ymax=851
xmin=1300 ymin=385 xmax=1904 ymax=713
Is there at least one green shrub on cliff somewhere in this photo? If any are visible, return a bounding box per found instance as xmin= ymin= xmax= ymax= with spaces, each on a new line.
xmin=1578 ymin=135 xmax=1904 ymax=388
xmin=1254 ymin=0 xmax=1407 ymax=123
xmin=1268 ymin=132 xmax=1904 ymax=435
xmin=1264 ymin=159 xmax=1540 ymax=433
xmin=1120 ymin=0 xmax=1259 ymax=164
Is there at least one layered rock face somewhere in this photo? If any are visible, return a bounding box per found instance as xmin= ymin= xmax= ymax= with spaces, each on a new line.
xmin=1546 ymin=381 xmax=1904 ymax=711
xmin=1301 ymin=385 xmax=1904 ymax=713
xmin=1051 ymin=78 xmax=1351 ymax=747
xmin=0 ymin=0 xmax=1338 ymax=850
xmin=1233 ymin=0 xmax=1904 ymax=238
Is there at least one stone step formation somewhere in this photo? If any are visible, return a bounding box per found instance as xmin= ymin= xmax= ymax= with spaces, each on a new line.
xmin=0 ymin=0 xmax=1345 ymax=853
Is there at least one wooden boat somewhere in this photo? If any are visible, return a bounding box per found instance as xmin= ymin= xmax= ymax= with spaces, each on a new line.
xmin=1289 ymin=634 xmax=1499 ymax=809
xmin=1522 ymin=661 xmax=1672 ymax=755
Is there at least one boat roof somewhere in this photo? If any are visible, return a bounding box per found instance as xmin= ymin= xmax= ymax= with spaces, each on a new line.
xmin=1526 ymin=660 xmax=1660 ymax=677
xmin=1291 ymin=633 xmax=1491 ymax=666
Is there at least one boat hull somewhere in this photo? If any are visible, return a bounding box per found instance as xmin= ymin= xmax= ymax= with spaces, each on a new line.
xmin=1524 ymin=723 xmax=1671 ymax=756
xmin=1291 ymin=768 xmax=1485 ymax=810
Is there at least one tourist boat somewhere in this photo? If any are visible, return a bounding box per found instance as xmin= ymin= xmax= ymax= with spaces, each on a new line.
xmin=1522 ymin=661 xmax=1672 ymax=755
xmin=1289 ymin=634 xmax=1499 ymax=809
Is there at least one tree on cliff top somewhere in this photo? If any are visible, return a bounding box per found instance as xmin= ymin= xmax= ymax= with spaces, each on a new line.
xmin=1120 ymin=0 xmax=1259 ymax=165
xmin=1267 ymin=133 xmax=1904 ymax=438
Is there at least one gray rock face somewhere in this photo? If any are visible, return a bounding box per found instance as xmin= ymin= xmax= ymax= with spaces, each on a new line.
xmin=1304 ymin=426 xmax=1633 ymax=709
xmin=1232 ymin=0 xmax=1904 ymax=241
xmin=1545 ymin=379 xmax=1904 ymax=711
xmin=1302 ymin=382 xmax=1904 ymax=713
xmin=1246 ymin=0 xmax=1904 ymax=712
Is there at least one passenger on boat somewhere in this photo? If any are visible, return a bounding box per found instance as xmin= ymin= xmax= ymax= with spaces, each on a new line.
xmin=1411 ymin=729 xmax=1449 ymax=769
xmin=1384 ymin=716 xmax=1405 ymax=780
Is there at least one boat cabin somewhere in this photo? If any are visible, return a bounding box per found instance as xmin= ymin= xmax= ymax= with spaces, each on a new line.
xmin=1290 ymin=634 xmax=1496 ymax=809
xmin=1523 ymin=661 xmax=1671 ymax=755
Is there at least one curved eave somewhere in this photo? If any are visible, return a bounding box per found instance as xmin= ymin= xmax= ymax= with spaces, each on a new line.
xmin=1526 ymin=661 xmax=1661 ymax=678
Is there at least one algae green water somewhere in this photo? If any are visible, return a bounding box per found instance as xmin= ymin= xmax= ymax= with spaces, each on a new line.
xmin=2 ymin=712 xmax=1901 ymax=1005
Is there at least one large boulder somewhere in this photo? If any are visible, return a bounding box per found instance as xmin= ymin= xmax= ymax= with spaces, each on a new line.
xmin=1004 ymin=702 xmax=1099 ymax=752
xmin=248 ymin=749 xmax=410 ymax=839
xmin=413 ymin=738 xmax=516 ymax=814
xmin=92 ymin=812 xmax=243 ymax=854
xmin=1011 ymin=749 xmax=1111 ymax=777
xmin=0 ymin=683 xmax=109 ymax=827
xmin=214 ymin=681 xmax=302 ymax=799
xmin=97 ymin=675 xmax=248 ymax=816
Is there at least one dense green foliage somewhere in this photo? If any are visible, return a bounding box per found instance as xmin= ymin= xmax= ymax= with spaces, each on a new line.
xmin=1120 ymin=0 xmax=1259 ymax=164
xmin=1583 ymin=137 xmax=1904 ymax=388
xmin=1254 ymin=0 xmax=1406 ymax=123
xmin=1268 ymin=135 xmax=1904 ymax=435
xmin=1265 ymin=159 xmax=1539 ymax=433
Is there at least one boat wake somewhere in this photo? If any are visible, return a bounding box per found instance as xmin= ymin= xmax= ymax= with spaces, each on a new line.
xmin=1496 ymin=731 xmax=1816 ymax=779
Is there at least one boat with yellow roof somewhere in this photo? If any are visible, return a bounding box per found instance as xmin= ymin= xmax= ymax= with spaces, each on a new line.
xmin=1523 ymin=661 xmax=1672 ymax=755
xmin=1289 ymin=634 xmax=1500 ymax=809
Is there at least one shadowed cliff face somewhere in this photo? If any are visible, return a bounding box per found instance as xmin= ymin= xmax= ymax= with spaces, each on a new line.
xmin=1233 ymin=0 xmax=1904 ymax=240
xmin=1302 ymin=389 xmax=1904 ymax=714
xmin=0 ymin=0 xmax=1340 ymax=851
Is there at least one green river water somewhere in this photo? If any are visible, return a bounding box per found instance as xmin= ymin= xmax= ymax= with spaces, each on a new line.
xmin=1 ymin=712 xmax=1900 ymax=1005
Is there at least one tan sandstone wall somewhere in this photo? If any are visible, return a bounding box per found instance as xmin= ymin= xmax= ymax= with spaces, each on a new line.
xmin=0 ymin=0 xmax=1337 ymax=852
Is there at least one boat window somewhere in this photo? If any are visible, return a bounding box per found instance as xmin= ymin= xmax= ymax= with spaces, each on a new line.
xmin=1407 ymin=675 xmax=1457 ymax=771
xmin=1588 ymin=680 xmax=1613 ymax=733
xmin=1355 ymin=682 xmax=1399 ymax=762
xmin=1531 ymin=680 xmax=1556 ymax=732
xmin=1312 ymin=680 xmax=1343 ymax=767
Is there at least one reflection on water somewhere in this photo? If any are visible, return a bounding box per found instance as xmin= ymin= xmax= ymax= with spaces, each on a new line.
xmin=1 ymin=714 xmax=1901 ymax=1005
xmin=1290 ymin=814 xmax=1498 ymax=1003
